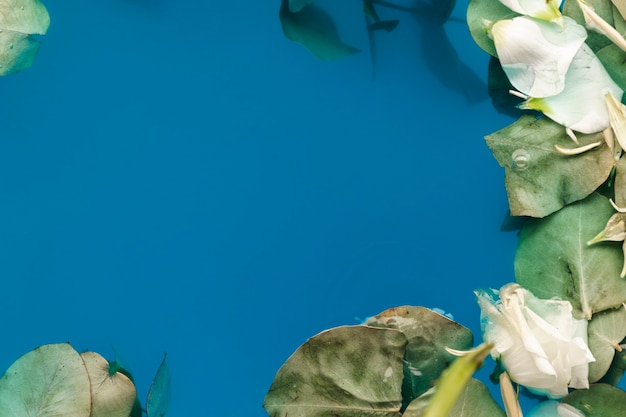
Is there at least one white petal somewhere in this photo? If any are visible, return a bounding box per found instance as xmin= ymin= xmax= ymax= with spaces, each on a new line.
xmin=521 ymin=43 xmax=623 ymax=133
xmin=492 ymin=16 xmax=587 ymax=98
xmin=498 ymin=0 xmax=563 ymax=21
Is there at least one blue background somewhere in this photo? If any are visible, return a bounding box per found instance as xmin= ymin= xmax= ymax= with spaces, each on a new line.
xmin=0 ymin=0 xmax=530 ymax=415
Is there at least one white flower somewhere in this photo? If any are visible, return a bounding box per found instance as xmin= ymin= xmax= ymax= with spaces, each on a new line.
xmin=498 ymin=0 xmax=563 ymax=21
xmin=491 ymin=16 xmax=587 ymax=97
xmin=475 ymin=283 xmax=595 ymax=399
xmin=519 ymin=43 xmax=623 ymax=133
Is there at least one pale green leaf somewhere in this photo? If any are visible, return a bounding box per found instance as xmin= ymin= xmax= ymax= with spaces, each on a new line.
xmin=279 ymin=0 xmax=360 ymax=61
xmin=147 ymin=353 xmax=171 ymax=417
xmin=403 ymin=379 xmax=505 ymax=417
xmin=466 ymin=0 xmax=518 ymax=57
xmin=562 ymin=383 xmax=626 ymax=415
xmin=81 ymin=351 xmax=137 ymax=417
xmin=485 ymin=115 xmax=613 ymax=218
xmin=0 ymin=0 xmax=50 ymax=35
xmin=0 ymin=30 xmax=40 ymax=75
xmin=365 ymin=306 xmax=473 ymax=406
xmin=515 ymin=193 xmax=626 ymax=319
xmin=0 ymin=343 xmax=92 ymax=417
xmin=588 ymin=306 xmax=626 ymax=382
xmin=263 ymin=325 xmax=407 ymax=417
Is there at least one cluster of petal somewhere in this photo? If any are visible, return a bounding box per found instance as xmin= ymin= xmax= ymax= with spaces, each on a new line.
xmin=492 ymin=16 xmax=587 ymax=97
xmin=475 ymin=283 xmax=595 ymax=399
xmin=498 ymin=0 xmax=562 ymax=21
xmin=520 ymin=44 xmax=623 ymax=133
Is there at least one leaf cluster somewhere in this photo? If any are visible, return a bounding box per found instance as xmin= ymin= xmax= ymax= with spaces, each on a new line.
xmin=0 ymin=343 xmax=170 ymax=417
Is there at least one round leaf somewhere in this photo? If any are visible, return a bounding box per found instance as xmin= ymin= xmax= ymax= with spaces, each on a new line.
xmin=587 ymin=306 xmax=626 ymax=382
xmin=0 ymin=0 xmax=50 ymax=35
xmin=365 ymin=306 xmax=473 ymax=405
xmin=0 ymin=343 xmax=91 ymax=417
xmin=515 ymin=193 xmax=626 ymax=319
xmin=0 ymin=30 xmax=41 ymax=75
xmin=485 ymin=115 xmax=613 ymax=218
xmin=467 ymin=0 xmax=518 ymax=56
xmin=263 ymin=325 xmax=407 ymax=417
xmin=403 ymin=379 xmax=505 ymax=417
xmin=562 ymin=383 xmax=626 ymax=415
xmin=81 ymin=351 xmax=137 ymax=417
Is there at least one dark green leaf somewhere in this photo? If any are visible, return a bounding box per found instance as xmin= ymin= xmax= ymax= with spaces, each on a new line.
xmin=485 ymin=115 xmax=613 ymax=218
xmin=403 ymin=378 xmax=505 ymax=417
xmin=515 ymin=193 xmax=626 ymax=319
xmin=562 ymin=383 xmax=626 ymax=416
xmin=365 ymin=306 xmax=473 ymax=407
xmin=264 ymin=325 xmax=407 ymax=417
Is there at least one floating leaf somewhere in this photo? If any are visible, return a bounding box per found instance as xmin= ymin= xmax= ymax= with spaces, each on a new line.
xmin=0 ymin=0 xmax=50 ymax=75
xmin=515 ymin=193 xmax=626 ymax=319
xmin=563 ymin=0 xmax=615 ymax=52
xmin=279 ymin=0 xmax=360 ymax=61
xmin=466 ymin=0 xmax=518 ymax=57
xmin=561 ymin=383 xmax=626 ymax=415
xmin=597 ymin=43 xmax=626 ymax=93
xmin=81 ymin=351 xmax=137 ymax=417
xmin=365 ymin=306 xmax=473 ymax=406
xmin=403 ymin=378 xmax=505 ymax=417
xmin=147 ymin=353 xmax=171 ymax=417
xmin=587 ymin=306 xmax=626 ymax=382
xmin=0 ymin=343 xmax=92 ymax=417
xmin=614 ymin=156 xmax=626 ymax=207
xmin=264 ymin=325 xmax=407 ymax=417
xmin=485 ymin=115 xmax=613 ymax=218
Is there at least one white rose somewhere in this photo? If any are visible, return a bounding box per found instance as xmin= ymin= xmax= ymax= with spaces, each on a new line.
xmin=475 ymin=283 xmax=595 ymax=398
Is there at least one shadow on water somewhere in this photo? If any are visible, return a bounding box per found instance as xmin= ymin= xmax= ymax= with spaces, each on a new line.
xmin=408 ymin=0 xmax=489 ymax=106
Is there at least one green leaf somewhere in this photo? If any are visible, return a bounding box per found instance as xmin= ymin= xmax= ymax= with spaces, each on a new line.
xmin=515 ymin=193 xmax=626 ymax=319
xmin=263 ymin=325 xmax=407 ymax=417
xmin=147 ymin=353 xmax=171 ymax=417
xmin=365 ymin=306 xmax=473 ymax=406
xmin=279 ymin=0 xmax=360 ymax=61
xmin=597 ymin=44 xmax=626 ymax=94
xmin=485 ymin=115 xmax=613 ymax=218
xmin=588 ymin=306 xmax=626 ymax=382
xmin=561 ymin=383 xmax=626 ymax=416
xmin=403 ymin=378 xmax=505 ymax=417
xmin=0 ymin=0 xmax=50 ymax=76
xmin=0 ymin=29 xmax=41 ymax=75
xmin=563 ymin=0 xmax=615 ymax=53
xmin=0 ymin=0 xmax=50 ymax=35
xmin=0 ymin=343 xmax=92 ymax=417
xmin=81 ymin=351 xmax=137 ymax=417
xmin=466 ymin=0 xmax=518 ymax=57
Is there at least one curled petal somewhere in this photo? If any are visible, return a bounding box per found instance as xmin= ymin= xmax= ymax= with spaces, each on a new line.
xmin=577 ymin=0 xmax=626 ymax=51
xmin=492 ymin=16 xmax=587 ymax=98
xmin=520 ymin=44 xmax=623 ymax=133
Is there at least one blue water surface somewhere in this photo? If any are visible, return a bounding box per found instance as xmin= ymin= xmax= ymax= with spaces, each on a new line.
xmin=0 ymin=0 xmax=527 ymax=415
